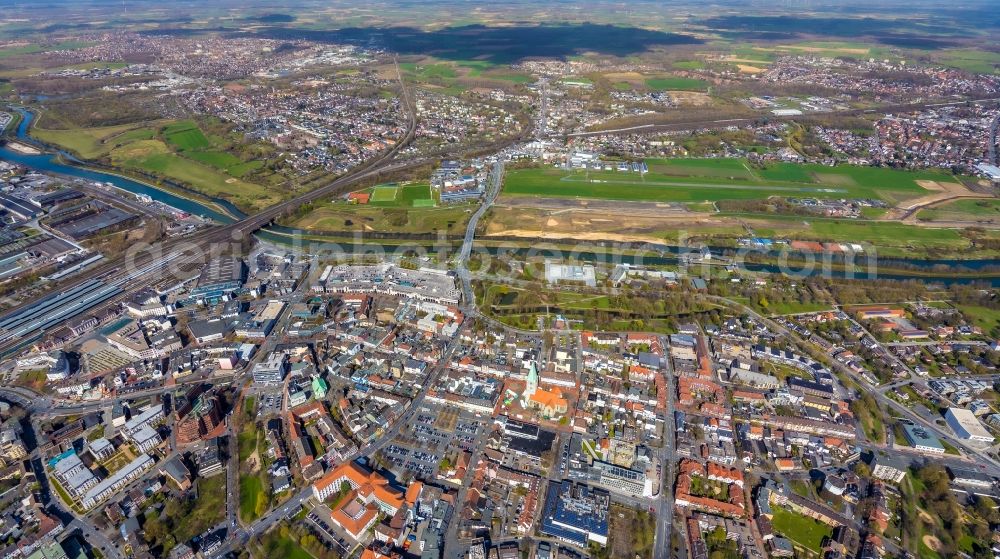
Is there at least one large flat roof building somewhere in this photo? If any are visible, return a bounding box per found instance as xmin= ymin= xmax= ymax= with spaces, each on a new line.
xmin=322 ymin=264 xmax=461 ymax=304
xmin=945 ymin=407 xmax=993 ymax=443
xmin=0 ymin=193 xmax=41 ymax=220
xmin=902 ymin=423 xmax=945 ymax=454
xmin=191 ymin=257 xmax=246 ymax=301
xmin=544 ymin=260 xmax=596 ymax=288
xmin=976 ymin=163 xmax=1000 ymax=182
xmin=539 ymin=481 xmax=609 ymax=547
xmin=252 ymin=352 xmax=287 ymax=385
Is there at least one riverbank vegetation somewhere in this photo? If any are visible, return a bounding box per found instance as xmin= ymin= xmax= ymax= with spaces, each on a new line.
xmin=30 ymin=109 xmax=288 ymax=211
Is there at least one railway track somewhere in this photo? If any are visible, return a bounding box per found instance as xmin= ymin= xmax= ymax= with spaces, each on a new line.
xmin=0 ymin=59 xmax=420 ymax=356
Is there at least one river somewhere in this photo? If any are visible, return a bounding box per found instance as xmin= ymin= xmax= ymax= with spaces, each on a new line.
xmin=2 ymin=108 xmax=998 ymax=285
xmin=1 ymin=109 xmax=239 ymax=223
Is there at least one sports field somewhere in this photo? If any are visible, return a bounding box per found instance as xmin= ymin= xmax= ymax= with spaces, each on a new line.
xmin=371 ymin=185 xmax=400 ymax=203
xmin=502 ymin=159 xmax=953 ymax=205
xmin=368 ymin=183 xmax=436 ymax=207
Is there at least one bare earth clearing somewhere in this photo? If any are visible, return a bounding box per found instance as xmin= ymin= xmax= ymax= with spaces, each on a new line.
xmin=881 ymin=180 xmax=992 ymax=221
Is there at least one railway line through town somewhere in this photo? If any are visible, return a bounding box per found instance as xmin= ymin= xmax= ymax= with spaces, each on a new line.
xmin=5 ymin=61 xmax=1000 ymax=559
xmin=0 ymin=59 xmax=419 ymax=357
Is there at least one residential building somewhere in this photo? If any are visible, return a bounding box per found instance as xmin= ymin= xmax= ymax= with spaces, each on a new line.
xmin=869 ymin=454 xmax=907 ymax=484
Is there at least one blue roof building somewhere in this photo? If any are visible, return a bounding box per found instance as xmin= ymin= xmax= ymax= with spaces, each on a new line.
xmin=902 ymin=423 xmax=945 ymax=454
xmin=190 ymin=257 xmax=246 ymax=302
xmin=539 ymin=481 xmax=609 ymax=546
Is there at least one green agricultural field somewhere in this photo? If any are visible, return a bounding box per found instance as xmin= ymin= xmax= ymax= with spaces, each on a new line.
xmin=935 ymin=49 xmax=1000 ymax=74
xmin=648 ymin=157 xmax=756 ymax=180
xmin=184 ymin=150 xmax=263 ymax=177
xmin=33 ymin=113 xmax=276 ymax=208
xmin=115 ymin=127 xmax=157 ymax=144
xmin=860 ymin=207 xmax=889 ymax=219
xmin=771 ymin=508 xmax=834 ymax=554
xmin=729 ymin=44 xmax=779 ymax=62
xmin=755 ymin=162 xmax=816 ymax=183
xmin=791 ymin=219 xmax=964 ymax=246
xmin=645 ymin=77 xmax=707 ymax=91
xmin=814 ymin=165 xmax=949 ymax=191
xmin=753 ymin=41 xmax=885 ymax=60
xmin=738 ymin=215 xmax=969 ymax=254
xmin=111 ymin=140 xmax=280 ymax=209
xmin=485 ymin=72 xmax=533 ymax=83
xmin=32 ymin=121 xmax=167 ymax=159
xmin=185 ymin=150 xmax=243 ymax=169
xmin=163 ymin=121 xmax=265 ymax=177
xmin=422 ymin=64 xmax=458 ymax=78
xmin=917 ymin=198 xmax=1000 ymax=222
xmin=672 ymin=60 xmax=705 ymax=70
xmin=228 ymin=160 xmax=266 ymax=177
xmin=502 ymin=160 xmax=941 ymax=205
xmin=0 ymin=40 xmax=91 ymax=59
xmin=456 ymin=60 xmax=496 ymax=76
xmin=403 ymin=62 xmax=458 ymax=81
xmin=164 ymin=121 xmax=211 ymax=150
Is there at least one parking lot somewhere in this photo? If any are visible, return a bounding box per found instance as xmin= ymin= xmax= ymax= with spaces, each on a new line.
xmin=383 ymin=401 xmax=489 ymax=479
xmin=252 ymin=388 xmax=284 ymax=418
xmin=306 ymin=506 xmax=358 ymax=553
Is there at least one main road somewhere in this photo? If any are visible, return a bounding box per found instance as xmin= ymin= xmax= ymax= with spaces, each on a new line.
xmin=455 ymin=159 xmax=505 ymax=305
xmin=214 ymin=155 xmax=506 ymax=558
